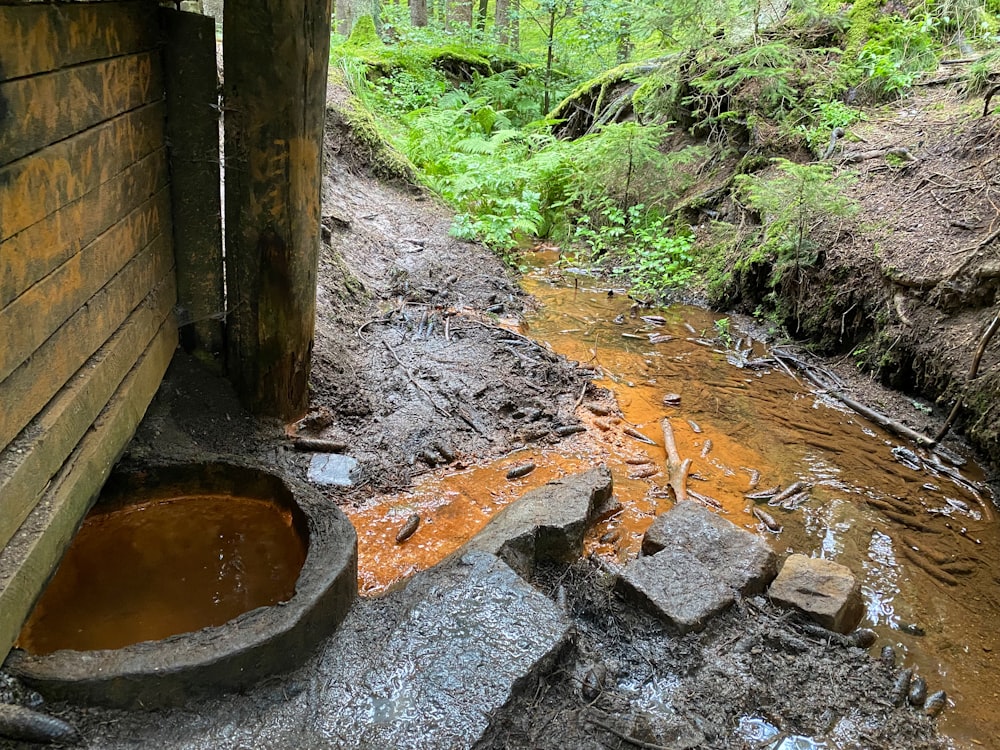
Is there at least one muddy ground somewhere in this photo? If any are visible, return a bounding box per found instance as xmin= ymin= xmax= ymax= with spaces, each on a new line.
xmin=0 ymin=83 xmax=985 ymax=748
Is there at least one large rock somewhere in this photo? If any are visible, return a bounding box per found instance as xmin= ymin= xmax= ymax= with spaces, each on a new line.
xmin=615 ymin=548 xmax=734 ymax=633
xmin=318 ymin=551 xmax=572 ymax=749
xmin=642 ymin=500 xmax=778 ymax=596
xmin=465 ymin=466 xmax=615 ymax=576
xmin=768 ymin=554 xmax=863 ymax=634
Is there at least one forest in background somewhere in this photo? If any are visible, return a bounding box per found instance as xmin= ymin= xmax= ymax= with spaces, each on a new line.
xmin=330 ymin=0 xmax=1000 ymax=325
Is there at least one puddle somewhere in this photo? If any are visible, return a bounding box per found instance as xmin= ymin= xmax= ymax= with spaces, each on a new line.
xmin=348 ymin=252 xmax=1000 ymax=745
xmin=18 ymin=495 xmax=306 ymax=654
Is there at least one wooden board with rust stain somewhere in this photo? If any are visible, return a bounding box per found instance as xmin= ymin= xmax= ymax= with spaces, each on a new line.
xmin=0 ymin=102 xmax=165 ymax=242
xmin=0 ymin=187 xmax=171 ymax=383
xmin=0 ymin=233 xmax=175 ymax=452
xmin=0 ymin=51 xmax=164 ymax=165
xmin=0 ymin=318 xmax=177 ymax=664
xmin=0 ymin=148 xmax=168 ymax=308
xmin=0 ymin=268 xmax=175 ymax=553
xmin=0 ymin=1 xmax=158 ymax=81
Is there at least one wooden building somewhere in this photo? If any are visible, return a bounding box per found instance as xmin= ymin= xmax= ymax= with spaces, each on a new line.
xmin=0 ymin=0 xmax=332 ymax=664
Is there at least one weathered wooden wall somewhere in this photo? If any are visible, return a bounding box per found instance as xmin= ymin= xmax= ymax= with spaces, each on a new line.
xmin=0 ymin=0 xmax=178 ymax=663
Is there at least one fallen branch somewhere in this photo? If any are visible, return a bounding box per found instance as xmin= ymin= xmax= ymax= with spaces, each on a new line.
xmin=934 ymin=310 xmax=1000 ymax=444
xmin=382 ymin=340 xmax=450 ymax=417
xmin=840 ymin=146 xmax=917 ymax=164
xmin=584 ymin=715 xmax=672 ymax=750
xmin=783 ymin=356 xmax=936 ymax=448
xmin=291 ymin=437 xmax=347 ymax=453
xmin=661 ymin=418 xmax=688 ymax=502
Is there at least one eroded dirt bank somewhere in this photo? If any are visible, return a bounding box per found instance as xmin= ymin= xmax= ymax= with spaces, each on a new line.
xmin=715 ymin=84 xmax=1000 ymax=478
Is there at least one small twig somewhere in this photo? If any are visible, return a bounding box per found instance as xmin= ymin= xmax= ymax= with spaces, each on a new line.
xmin=584 ymin=716 xmax=672 ymax=750
xmin=661 ymin=419 xmax=688 ymax=502
xmin=382 ymin=340 xmax=450 ymax=417
xmin=291 ymin=437 xmax=347 ymax=453
xmin=574 ymin=381 xmax=588 ymax=409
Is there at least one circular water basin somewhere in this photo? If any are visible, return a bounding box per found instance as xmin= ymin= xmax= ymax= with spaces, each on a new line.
xmin=7 ymin=460 xmax=357 ymax=708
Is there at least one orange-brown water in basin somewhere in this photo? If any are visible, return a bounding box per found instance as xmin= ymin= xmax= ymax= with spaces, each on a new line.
xmin=349 ymin=253 xmax=998 ymax=745
xmin=18 ymin=495 xmax=306 ymax=654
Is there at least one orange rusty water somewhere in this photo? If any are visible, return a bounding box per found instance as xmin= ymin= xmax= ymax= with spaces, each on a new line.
xmin=18 ymin=495 xmax=306 ymax=654
xmin=350 ymin=253 xmax=998 ymax=745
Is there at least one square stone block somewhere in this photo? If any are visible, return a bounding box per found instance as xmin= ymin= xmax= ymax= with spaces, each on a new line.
xmin=768 ymin=554 xmax=863 ymax=634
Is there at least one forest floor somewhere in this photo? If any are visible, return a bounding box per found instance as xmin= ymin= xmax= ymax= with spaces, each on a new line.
xmin=2 ymin=79 xmax=993 ymax=749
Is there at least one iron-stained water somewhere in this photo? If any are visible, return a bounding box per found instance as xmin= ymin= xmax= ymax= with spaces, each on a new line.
xmin=18 ymin=495 xmax=306 ymax=654
xmin=349 ymin=254 xmax=998 ymax=745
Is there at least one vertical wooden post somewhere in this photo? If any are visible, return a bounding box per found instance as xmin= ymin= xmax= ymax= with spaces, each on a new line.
xmin=223 ymin=0 xmax=332 ymax=419
xmin=162 ymin=8 xmax=225 ymax=358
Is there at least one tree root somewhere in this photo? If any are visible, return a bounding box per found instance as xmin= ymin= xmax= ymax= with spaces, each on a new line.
xmin=933 ymin=310 xmax=1000 ymax=444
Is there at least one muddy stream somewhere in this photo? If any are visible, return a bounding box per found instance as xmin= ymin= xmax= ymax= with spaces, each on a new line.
xmin=347 ymin=253 xmax=1000 ymax=746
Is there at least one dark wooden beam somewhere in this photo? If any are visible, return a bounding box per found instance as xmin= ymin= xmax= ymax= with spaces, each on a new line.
xmin=223 ymin=0 xmax=333 ymax=419
xmin=162 ymin=8 xmax=225 ymax=357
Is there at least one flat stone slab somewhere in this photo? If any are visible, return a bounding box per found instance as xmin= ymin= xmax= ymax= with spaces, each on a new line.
xmin=465 ymin=466 xmax=614 ymax=576
xmin=642 ymin=500 xmax=778 ymax=596
xmin=307 ymin=453 xmax=360 ymax=486
xmin=616 ymin=548 xmax=734 ymax=633
xmin=317 ymin=551 xmax=571 ymax=749
xmin=768 ymin=554 xmax=863 ymax=634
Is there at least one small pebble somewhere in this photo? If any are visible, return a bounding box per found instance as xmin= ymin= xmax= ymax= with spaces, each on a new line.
xmin=880 ymin=645 xmax=896 ymax=668
xmin=662 ymin=393 xmax=682 ymax=406
xmin=395 ymin=513 xmax=420 ymax=544
xmin=924 ymin=690 xmax=947 ymax=717
xmin=506 ymin=462 xmax=536 ymax=480
xmin=908 ymin=675 xmax=928 ymax=706
xmin=848 ymin=628 xmax=878 ymax=648
xmin=599 ymin=529 xmax=621 ymax=544
xmin=891 ymin=668 xmax=913 ymax=706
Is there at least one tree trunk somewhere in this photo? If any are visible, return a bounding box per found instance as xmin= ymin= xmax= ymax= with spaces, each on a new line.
xmin=410 ymin=0 xmax=428 ymax=26
xmin=476 ymin=0 xmax=487 ymax=32
xmin=510 ymin=0 xmax=520 ymax=48
xmin=223 ymin=0 xmax=332 ymax=419
xmin=495 ymin=0 xmax=510 ymax=43
xmin=448 ymin=0 xmax=472 ymax=27
xmin=334 ymin=0 xmax=379 ymax=35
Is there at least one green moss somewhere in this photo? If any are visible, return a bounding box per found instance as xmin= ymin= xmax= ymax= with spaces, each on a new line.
xmin=345 ymin=15 xmax=381 ymax=48
xmin=844 ymin=0 xmax=884 ymax=56
xmin=340 ymin=97 xmax=418 ymax=183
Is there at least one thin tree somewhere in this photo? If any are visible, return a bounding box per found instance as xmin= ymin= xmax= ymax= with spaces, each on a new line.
xmin=411 ymin=0 xmax=428 ymax=26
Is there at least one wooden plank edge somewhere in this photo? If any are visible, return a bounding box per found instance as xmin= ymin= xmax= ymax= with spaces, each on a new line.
xmin=0 ymin=147 xmax=169 ymax=308
xmin=0 ymin=231 xmax=175 ymax=450
xmin=0 ymin=269 xmax=176 ymax=552
xmin=0 ymin=318 xmax=177 ymax=664
xmin=0 ymin=51 xmax=165 ymax=166
xmin=0 ymin=101 xmax=166 ymax=243
xmin=0 ymin=187 xmax=171 ymax=383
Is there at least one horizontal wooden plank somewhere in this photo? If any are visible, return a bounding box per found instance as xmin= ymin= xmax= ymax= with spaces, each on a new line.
xmin=0 ymin=101 xmax=165 ymax=241
xmin=0 ymin=51 xmax=165 ymax=165
xmin=0 ymin=264 xmax=175 ymax=553
xmin=0 ymin=147 xmax=168 ymax=308
xmin=0 ymin=187 xmax=171 ymax=383
xmin=0 ymin=2 xmax=159 ymax=82
xmin=0 ymin=232 xmax=175 ymax=452
xmin=0 ymin=318 xmax=177 ymax=666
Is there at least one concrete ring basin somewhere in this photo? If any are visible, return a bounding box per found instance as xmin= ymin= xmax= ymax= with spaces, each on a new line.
xmin=5 ymin=459 xmax=357 ymax=708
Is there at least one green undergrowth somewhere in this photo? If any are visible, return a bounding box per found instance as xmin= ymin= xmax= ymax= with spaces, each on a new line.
xmin=331 ymin=0 xmax=1000 ymax=304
